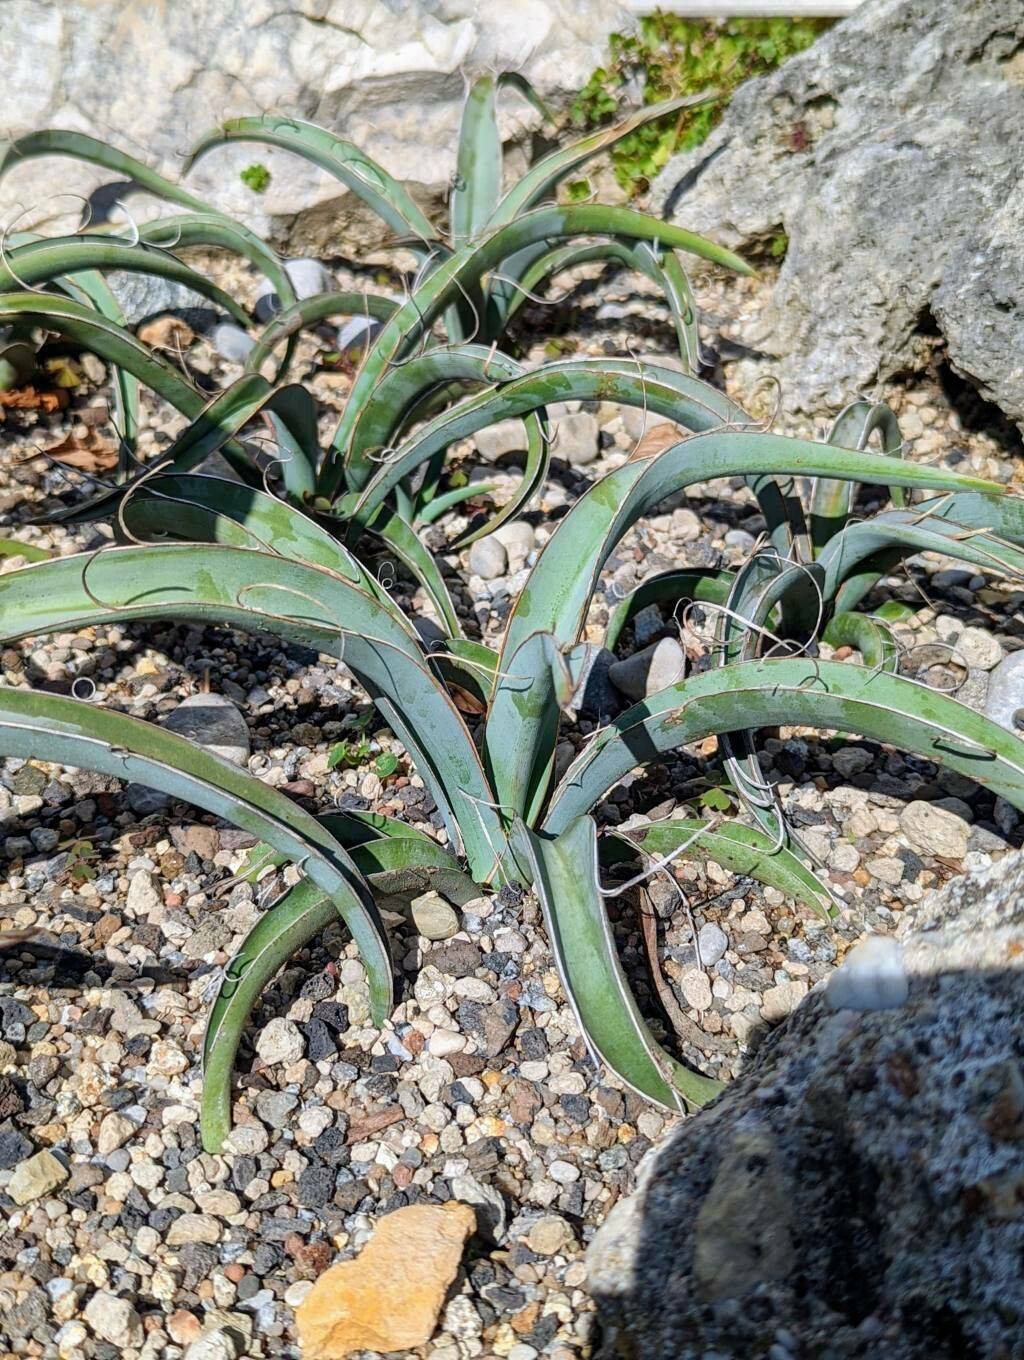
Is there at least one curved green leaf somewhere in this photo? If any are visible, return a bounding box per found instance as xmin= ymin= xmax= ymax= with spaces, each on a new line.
xmin=603 ymin=819 xmax=835 ymax=921
xmin=515 ymin=816 xmax=723 ymax=1112
xmin=545 ymin=657 xmax=1024 ymax=834
xmin=0 ymin=544 xmax=505 ymax=881
xmin=0 ymin=128 xmax=221 ymax=215
xmin=245 ymin=290 xmax=397 ymax=375
xmin=488 ymin=92 xmax=722 ymax=227
xmin=346 ymin=356 xmax=746 ymax=516
xmin=491 ymin=433 xmax=1002 ymax=817
xmin=0 ymin=237 xmax=251 ymax=327
xmin=186 ymin=116 xmax=436 ymax=242
xmin=324 ymin=202 xmax=755 ymax=491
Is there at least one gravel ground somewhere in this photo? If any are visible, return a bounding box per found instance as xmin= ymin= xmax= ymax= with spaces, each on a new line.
xmin=0 ymin=246 xmax=1021 ymax=1359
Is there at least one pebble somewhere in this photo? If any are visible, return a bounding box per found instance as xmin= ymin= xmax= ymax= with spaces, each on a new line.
xmin=608 ymin=637 xmax=686 ymax=701
xmin=255 ymin=1016 xmax=306 ymax=1066
xmin=899 ymin=800 xmax=970 ymax=859
xmin=527 ymin=1214 xmax=575 ymax=1255
xmin=126 ymin=868 xmax=162 ymax=915
xmin=410 ymin=891 xmax=460 ymax=940
xmin=468 ymin=535 xmax=508 ymax=581
xmin=474 ymin=418 xmax=529 ymax=462
xmin=210 ymin=322 xmax=256 ymax=363
xmin=164 ymin=692 xmax=251 ymax=765
xmin=83 ymin=1291 xmax=143 ymax=1348
xmin=954 ymin=626 xmax=1003 ymax=670
xmin=984 ymin=650 xmax=1024 ymax=732
xmin=7 ymin=1148 xmax=68 ymax=1204
xmin=681 ymin=968 xmax=713 ymax=1011
xmin=553 ymin=411 xmax=600 ymax=466
xmin=697 ymin=923 xmax=728 ymax=966
xmin=826 ymin=935 xmax=909 ymax=1011
xmin=761 ymin=980 xmax=809 ymax=1022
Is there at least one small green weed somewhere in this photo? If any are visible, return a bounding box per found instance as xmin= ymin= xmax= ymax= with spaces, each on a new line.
xmin=570 ymin=13 xmax=831 ymax=195
xmin=240 ymin=162 xmax=272 ymax=193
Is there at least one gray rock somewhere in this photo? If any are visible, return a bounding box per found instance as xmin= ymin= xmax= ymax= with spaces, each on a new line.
xmin=608 ymin=637 xmax=686 ymax=701
xmin=474 ymin=419 xmax=530 ymax=464
xmin=984 ymin=650 xmax=1024 ymax=733
xmin=163 ymin=693 xmax=250 ymax=765
xmin=696 ymin=923 xmax=728 ymax=967
xmin=566 ymin=643 xmax=622 ymax=724
xmin=336 ymin=313 xmax=384 ymax=356
xmin=106 ymin=272 xmax=207 ymax=326
xmin=553 ymin=411 xmax=600 ymax=466
xmin=467 ymin=535 xmax=508 ymax=581
xmin=631 ymin=604 xmax=664 ymax=648
xmin=210 ymin=322 xmax=256 ymax=364
xmin=83 ymin=1291 xmax=143 ymax=1349
xmin=588 ymin=849 xmax=1024 ymax=1358
xmin=653 ymin=0 xmax=1024 ymax=432
xmin=253 ymin=257 xmax=332 ymax=321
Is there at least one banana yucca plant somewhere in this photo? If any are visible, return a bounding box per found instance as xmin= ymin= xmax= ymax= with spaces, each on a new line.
xmin=4 ymin=399 xmax=1024 ymax=1152
xmin=3 ymin=86 xmax=1024 ymax=1155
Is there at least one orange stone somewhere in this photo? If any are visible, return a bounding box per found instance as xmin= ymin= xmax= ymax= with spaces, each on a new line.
xmin=296 ymin=1202 xmax=475 ymax=1358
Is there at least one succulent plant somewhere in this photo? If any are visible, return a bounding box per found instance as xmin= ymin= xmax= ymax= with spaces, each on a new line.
xmin=2 ymin=84 xmax=1024 ymax=1156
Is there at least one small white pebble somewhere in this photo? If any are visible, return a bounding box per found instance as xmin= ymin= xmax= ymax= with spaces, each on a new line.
xmin=825 ymin=935 xmax=908 ymax=1012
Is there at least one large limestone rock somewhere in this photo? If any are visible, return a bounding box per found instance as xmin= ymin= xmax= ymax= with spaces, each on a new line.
xmin=0 ymin=0 xmax=630 ymax=253
xmin=588 ymin=848 xmax=1024 ymax=1358
xmin=653 ymin=0 xmax=1024 ymax=431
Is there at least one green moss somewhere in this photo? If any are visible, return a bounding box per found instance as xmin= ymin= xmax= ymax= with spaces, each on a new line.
xmin=240 ymin=162 xmax=272 ymax=194
xmin=570 ymin=13 xmax=832 ymax=196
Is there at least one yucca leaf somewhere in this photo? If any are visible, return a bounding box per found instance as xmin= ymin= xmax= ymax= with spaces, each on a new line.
xmin=544 ymin=657 xmax=1024 ymax=833
xmin=810 ymin=401 xmax=903 ymax=553
xmin=237 ymin=806 xmax=453 ymax=881
xmin=245 ymin=290 xmax=397 ymax=375
xmin=345 ymin=356 xmax=746 ymax=514
xmin=417 ymin=480 xmax=499 ymax=524
xmin=186 ymin=116 xmax=436 ymax=243
xmin=0 ymin=544 xmax=506 ymax=881
xmin=497 ymin=237 xmax=700 ymax=371
xmin=56 ymin=267 xmax=139 ymax=466
xmin=361 ymin=507 xmax=464 ymax=639
xmin=604 ymin=568 xmax=733 ymax=653
xmin=324 ymin=203 xmax=755 ymax=490
xmin=344 ymin=343 xmax=551 ymax=544
xmin=488 ymin=92 xmax=721 ymax=227
xmin=140 ymin=213 xmax=296 ymax=309
xmin=202 ymin=880 xmax=336 ymax=1153
xmin=0 ymin=291 xmax=203 ymax=410
xmin=603 ymin=819 xmax=836 ymax=922
xmin=493 ymin=433 xmax=1003 ymax=792
xmin=50 ymin=374 xmax=312 ymax=521
xmin=0 ymin=237 xmax=251 ymax=327
xmin=821 ymin=611 xmax=900 ymax=671
xmin=515 ymin=815 xmax=723 ymax=1112
xmin=452 ymin=76 xmax=503 ymax=249
xmin=485 ymin=630 xmax=576 ymax=822
xmin=823 ymin=505 xmax=1024 ymax=612
xmin=452 ymin=73 xmax=553 ymax=249
xmin=120 ymin=472 xmax=403 ymax=621
xmin=0 ymin=128 xmax=221 ymax=215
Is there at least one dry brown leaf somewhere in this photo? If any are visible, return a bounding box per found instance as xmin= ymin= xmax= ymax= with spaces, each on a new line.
xmin=627 ymin=421 xmax=681 ymax=461
xmin=41 ymin=429 xmax=119 ymax=473
xmin=0 ymin=386 xmax=69 ymax=413
xmin=137 ymin=315 xmax=195 ymax=350
xmin=448 ymin=683 xmax=487 ymax=716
